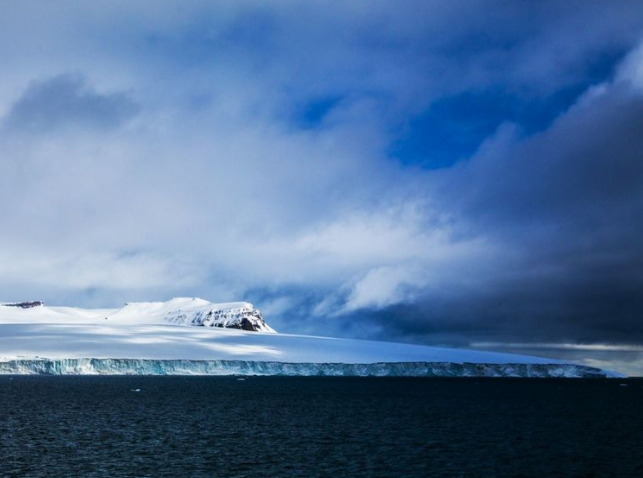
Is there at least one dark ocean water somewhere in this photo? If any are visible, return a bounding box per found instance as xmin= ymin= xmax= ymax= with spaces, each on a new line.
xmin=0 ymin=377 xmax=642 ymax=478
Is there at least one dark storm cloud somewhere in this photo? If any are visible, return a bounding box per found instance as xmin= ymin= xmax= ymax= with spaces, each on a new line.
xmin=2 ymin=74 xmax=139 ymax=133
xmin=352 ymin=80 xmax=643 ymax=348
xmin=453 ymin=83 xmax=643 ymax=342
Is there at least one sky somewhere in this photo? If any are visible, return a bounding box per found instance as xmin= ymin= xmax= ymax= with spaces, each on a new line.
xmin=1 ymin=1 xmax=643 ymax=374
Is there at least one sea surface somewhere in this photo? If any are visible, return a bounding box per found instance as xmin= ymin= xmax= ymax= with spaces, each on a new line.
xmin=0 ymin=377 xmax=641 ymax=477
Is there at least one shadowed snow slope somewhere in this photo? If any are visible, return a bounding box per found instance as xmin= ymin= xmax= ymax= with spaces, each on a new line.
xmin=0 ymin=299 xmax=622 ymax=377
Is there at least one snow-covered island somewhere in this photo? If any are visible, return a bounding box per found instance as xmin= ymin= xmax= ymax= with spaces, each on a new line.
xmin=0 ymin=298 xmax=622 ymax=377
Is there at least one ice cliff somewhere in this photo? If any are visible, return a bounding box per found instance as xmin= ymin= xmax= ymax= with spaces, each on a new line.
xmin=0 ymin=358 xmax=615 ymax=378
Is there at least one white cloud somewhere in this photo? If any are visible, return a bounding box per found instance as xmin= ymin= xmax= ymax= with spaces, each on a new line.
xmin=343 ymin=265 xmax=424 ymax=312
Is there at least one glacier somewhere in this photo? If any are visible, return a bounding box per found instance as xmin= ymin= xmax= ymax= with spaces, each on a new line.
xmin=0 ymin=298 xmax=623 ymax=377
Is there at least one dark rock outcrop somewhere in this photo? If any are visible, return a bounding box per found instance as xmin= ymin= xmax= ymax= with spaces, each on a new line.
xmin=3 ymin=301 xmax=44 ymax=309
xmin=165 ymin=303 xmax=274 ymax=332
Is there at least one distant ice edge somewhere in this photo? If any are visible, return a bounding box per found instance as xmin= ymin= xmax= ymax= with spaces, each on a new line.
xmin=0 ymin=359 xmax=621 ymax=378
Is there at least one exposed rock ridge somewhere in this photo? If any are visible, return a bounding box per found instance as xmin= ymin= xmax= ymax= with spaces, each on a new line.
xmin=2 ymin=301 xmax=44 ymax=309
xmin=164 ymin=304 xmax=274 ymax=332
